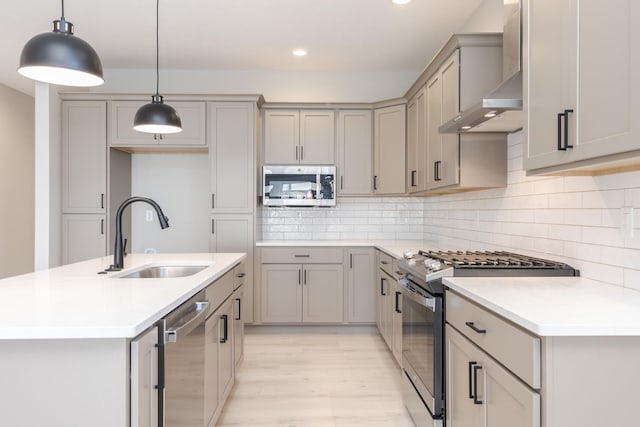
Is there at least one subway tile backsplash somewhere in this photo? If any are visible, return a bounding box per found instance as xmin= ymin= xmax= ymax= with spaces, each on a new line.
xmin=259 ymin=130 xmax=640 ymax=290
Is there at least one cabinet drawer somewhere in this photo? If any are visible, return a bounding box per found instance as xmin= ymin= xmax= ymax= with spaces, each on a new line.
xmin=446 ymin=291 xmax=541 ymax=389
xmin=206 ymin=270 xmax=235 ymax=312
xmin=260 ymin=247 xmax=343 ymax=264
xmin=377 ymin=250 xmax=393 ymax=275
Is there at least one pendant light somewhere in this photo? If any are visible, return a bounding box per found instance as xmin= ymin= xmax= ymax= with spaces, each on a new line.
xmin=133 ymin=0 xmax=182 ymax=134
xmin=18 ymin=0 xmax=103 ymax=87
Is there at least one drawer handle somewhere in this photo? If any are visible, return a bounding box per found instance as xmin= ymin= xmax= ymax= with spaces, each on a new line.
xmin=236 ymin=273 xmax=246 ymax=278
xmin=465 ymin=321 xmax=487 ymax=334
xmin=473 ymin=365 xmax=483 ymax=405
xmin=380 ymin=260 xmax=389 ymax=265
xmin=294 ymin=254 xmax=310 ymax=258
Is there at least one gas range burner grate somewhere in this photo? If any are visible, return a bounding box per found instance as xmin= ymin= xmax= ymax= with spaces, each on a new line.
xmin=418 ymin=250 xmax=575 ymax=271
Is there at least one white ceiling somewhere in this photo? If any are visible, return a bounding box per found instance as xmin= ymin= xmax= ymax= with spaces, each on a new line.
xmin=2 ymin=0 xmax=489 ymax=96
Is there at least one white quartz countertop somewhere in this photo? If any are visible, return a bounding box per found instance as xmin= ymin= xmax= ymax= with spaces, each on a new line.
xmin=444 ymin=276 xmax=640 ymax=337
xmin=256 ymin=239 xmax=434 ymax=259
xmin=0 ymin=253 xmax=245 ymax=340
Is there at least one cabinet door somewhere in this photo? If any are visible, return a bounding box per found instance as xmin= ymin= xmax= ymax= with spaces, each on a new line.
xmin=109 ymin=101 xmax=206 ymax=147
xmin=205 ymin=310 xmax=221 ymax=427
xmin=374 ymin=104 xmax=406 ymax=195
xmin=261 ymin=264 xmax=302 ymax=323
xmin=62 ymin=101 xmax=106 ymax=213
xmin=407 ymin=88 xmax=427 ymax=193
xmin=209 ymin=102 xmax=254 ymax=213
xmin=426 ymin=73 xmax=443 ymax=190
xmin=209 ymin=214 xmax=254 ymax=324
xmin=299 ymin=110 xmax=335 ymax=165
xmin=233 ymin=285 xmax=244 ymax=368
xmin=439 ymin=52 xmax=461 ymax=188
xmin=336 ymin=110 xmax=373 ymax=195
xmin=264 ymin=110 xmax=299 ymax=164
xmin=391 ymin=280 xmax=403 ymax=365
xmin=381 ymin=270 xmax=394 ymax=349
xmin=217 ymin=298 xmax=235 ymax=405
xmin=346 ymin=248 xmax=376 ymax=323
xmin=62 ymin=214 xmax=106 ymax=265
xmin=302 ymin=264 xmax=344 ymax=323
xmin=447 ymin=325 xmax=541 ymax=427
xmin=131 ymin=326 xmax=158 ymax=427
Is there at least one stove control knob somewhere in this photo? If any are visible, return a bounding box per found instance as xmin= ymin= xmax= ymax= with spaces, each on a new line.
xmin=431 ymin=261 xmax=442 ymax=271
xmin=403 ymin=251 xmax=415 ymax=260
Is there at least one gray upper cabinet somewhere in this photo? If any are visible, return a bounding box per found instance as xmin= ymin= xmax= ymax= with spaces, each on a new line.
xmin=374 ymin=104 xmax=406 ymax=195
xmin=524 ymin=0 xmax=640 ymax=174
xmin=264 ymin=109 xmax=335 ymax=165
xmin=109 ymin=101 xmax=206 ymax=147
xmin=209 ymin=102 xmax=255 ymax=213
xmin=62 ymin=101 xmax=107 ymax=213
xmin=407 ymin=88 xmax=427 ymax=193
xmin=336 ymin=110 xmax=373 ymax=195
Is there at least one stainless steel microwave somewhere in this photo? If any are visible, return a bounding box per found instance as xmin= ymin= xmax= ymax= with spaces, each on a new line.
xmin=263 ymin=165 xmax=336 ymax=207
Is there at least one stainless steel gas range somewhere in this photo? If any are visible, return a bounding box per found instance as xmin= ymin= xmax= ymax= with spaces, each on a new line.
xmin=396 ymin=250 xmax=578 ymax=427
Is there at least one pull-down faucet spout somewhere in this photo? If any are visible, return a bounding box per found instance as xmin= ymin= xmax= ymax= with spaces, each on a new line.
xmin=105 ymin=196 xmax=169 ymax=271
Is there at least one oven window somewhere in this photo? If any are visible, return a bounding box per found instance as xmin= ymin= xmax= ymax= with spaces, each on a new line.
xmin=402 ymin=294 xmax=436 ymax=397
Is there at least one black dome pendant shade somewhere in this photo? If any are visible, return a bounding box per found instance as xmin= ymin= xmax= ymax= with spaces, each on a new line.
xmin=18 ymin=1 xmax=103 ymax=87
xmin=133 ymin=0 xmax=182 ymax=134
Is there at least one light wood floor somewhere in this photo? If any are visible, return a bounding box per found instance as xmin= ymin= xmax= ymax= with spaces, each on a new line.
xmin=216 ymin=325 xmax=415 ymax=427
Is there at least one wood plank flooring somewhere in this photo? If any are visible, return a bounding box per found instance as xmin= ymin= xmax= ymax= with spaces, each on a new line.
xmin=217 ymin=325 xmax=415 ymax=427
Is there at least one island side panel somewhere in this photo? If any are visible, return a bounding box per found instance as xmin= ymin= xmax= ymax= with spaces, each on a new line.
xmin=0 ymin=338 xmax=130 ymax=427
xmin=541 ymin=336 xmax=640 ymax=427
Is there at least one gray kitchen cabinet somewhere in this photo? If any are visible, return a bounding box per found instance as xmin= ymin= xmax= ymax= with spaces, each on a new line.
xmin=260 ymin=247 xmax=344 ymax=324
xmin=62 ymin=214 xmax=107 ymax=264
xmin=345 ymin=248 xmax=376 ymax=323
xmin=376 ymin=250 xmax=396 ymax=352
xmin=209 ymin=102 xmax=255 ymax=213
xmin=261 ymin=263 xmax=344 ymax=323
xmin=523 ymin=0 xmax=640 ymax=174
xmin=62 ymin=101 xmax=107 ymax=214
xmin=336 ymin=110 xmax=373 ymax=195
xmin=391 ymin=278 xmax=403 ymax=365
xmin=205 ymin=296 xmax=234 ymax=427
xmin=233 ymin=283 xmax=244 ymax=369
xmin=264 ymin=109 xmax=335 ymax=165
xmin=374 ymin=104 xmax=406 ymax=195
xmin=130 ymin=326 xmax=158 ymax=427
xmin=407 ymin=88 xmax=427 ymax=193
xmin=209 ymin=214 xmax=254 ymax=324
xmin=109 ymin=101 xmax=206 ymax=147
xmin=446 ymin=325 xmax=540 ymax=427
xmin=426 ymin=47 xmax=506 ymax=193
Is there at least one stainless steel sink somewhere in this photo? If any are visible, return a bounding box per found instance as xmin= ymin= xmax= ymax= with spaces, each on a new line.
xmin=118 ymin=265 xmax=209 ymax=279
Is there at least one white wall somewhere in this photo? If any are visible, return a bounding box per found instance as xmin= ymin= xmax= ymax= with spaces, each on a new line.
xmin=0 ymin=83 xmax=34 ymax=278
xmin=458 ymin=0 xmax=504 ymax=33
xmin=130 ymin=153 xmax=209 ymax=253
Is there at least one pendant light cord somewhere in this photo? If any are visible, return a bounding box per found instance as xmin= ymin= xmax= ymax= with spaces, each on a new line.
xmin=155 ymin=0 xmax=160 ymax=97
xmin=61 ymin=0 xmax=65 ymax=18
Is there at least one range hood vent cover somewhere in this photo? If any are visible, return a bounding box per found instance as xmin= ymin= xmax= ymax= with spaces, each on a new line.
xmin=440 ymin=0 xmax=523 ymax=134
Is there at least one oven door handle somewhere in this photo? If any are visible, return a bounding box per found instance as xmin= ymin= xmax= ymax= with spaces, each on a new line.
xmin=398 ymin=280 xmax=436 ymax=312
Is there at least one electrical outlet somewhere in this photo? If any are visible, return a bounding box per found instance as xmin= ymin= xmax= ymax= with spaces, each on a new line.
xmin=622 ymin=207 xmax=635 ymax=238
xmin=144 ymin=248 xmax=157 ymax=254
xmin=145 ymin=210 xmax=154 ymax=222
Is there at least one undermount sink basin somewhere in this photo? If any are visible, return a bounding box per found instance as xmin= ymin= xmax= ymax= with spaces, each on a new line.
xmin=118 ymin=265 xmax=209 ymax=279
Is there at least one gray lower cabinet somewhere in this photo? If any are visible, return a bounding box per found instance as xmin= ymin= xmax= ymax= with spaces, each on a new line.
xmin=130 ymin=326 xmax=159 ymax=427
xmin=345 ymin=248 xmax=376 ymax=323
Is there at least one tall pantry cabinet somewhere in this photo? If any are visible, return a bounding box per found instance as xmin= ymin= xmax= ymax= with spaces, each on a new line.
xmin=209 ymin=101 xmax=258 ymax=324
xmin=61 ymin=101 xmax=108 ymax=264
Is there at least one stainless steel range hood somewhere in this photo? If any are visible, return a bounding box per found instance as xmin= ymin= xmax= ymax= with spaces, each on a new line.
xmin=440 ymin=0 xmax=523 ymax=133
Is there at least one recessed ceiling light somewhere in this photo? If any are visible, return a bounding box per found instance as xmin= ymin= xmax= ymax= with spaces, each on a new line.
xmin=392 ymin=0 xmax=412 ymax=4
xmin=461 ymin=126 xmax=472 ymax=130
xmin=292 ymin=49 xmax=308 ymax=57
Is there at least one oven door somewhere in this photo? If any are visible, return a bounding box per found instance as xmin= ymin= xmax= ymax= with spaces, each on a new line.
xmin=399 ymin=278 xmax=444 ymax=419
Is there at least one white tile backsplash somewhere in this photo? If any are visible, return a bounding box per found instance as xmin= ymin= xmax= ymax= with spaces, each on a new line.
xmin=258 ymin=130 xmax=640 ymax=290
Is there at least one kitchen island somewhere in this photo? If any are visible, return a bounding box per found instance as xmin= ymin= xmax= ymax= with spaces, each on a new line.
xmin=0 ymin=252 xmax=245 ymax=427
xmin=444 ymin=276 xmax=640 ymax=427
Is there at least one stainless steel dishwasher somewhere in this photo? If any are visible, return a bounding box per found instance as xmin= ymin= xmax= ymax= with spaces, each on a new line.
xmin=160 ymin=290 xmax=209 ymax=427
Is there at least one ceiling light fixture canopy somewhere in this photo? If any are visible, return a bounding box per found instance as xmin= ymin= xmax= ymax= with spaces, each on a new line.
xmin=18 ymin=0 xmax=104 ymax=87
xmin=133 ymin=0 xmax=182 ymax=134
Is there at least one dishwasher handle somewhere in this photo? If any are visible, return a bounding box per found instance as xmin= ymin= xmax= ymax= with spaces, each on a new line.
xmin=164 ymin=300 xmax=209 ymax=344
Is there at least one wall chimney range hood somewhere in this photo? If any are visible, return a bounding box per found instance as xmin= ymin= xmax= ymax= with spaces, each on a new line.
xmin=440 ymin=0 xmax=523 ymax=134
